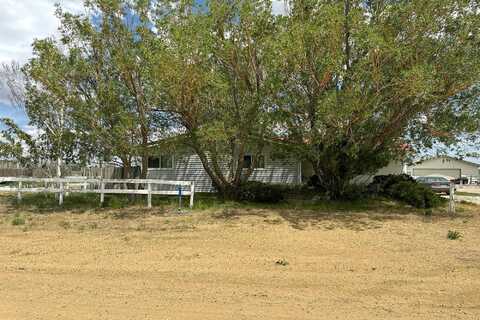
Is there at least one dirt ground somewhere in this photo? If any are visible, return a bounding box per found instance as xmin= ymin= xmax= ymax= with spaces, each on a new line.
xmin=1 ymin=198 xmax=480 ymax=320
xmin=458 ymin=185 xmax=480 ymax=195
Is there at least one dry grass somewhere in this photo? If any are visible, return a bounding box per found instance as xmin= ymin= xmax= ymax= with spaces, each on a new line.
xmin=0 ymin=194 xmax=479 ymax=319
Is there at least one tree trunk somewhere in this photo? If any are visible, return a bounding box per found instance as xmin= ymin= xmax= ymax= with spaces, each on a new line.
xmin=140 ymin=127 xmax=149 ymax=179
xmin=141 ymin=151 xmax=148 ymax=179
xmin=56 ymin=157 xmax=62 ymax=178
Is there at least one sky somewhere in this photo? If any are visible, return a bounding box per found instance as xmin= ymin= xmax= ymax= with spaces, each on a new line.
xmin=0 ymin=0 xmax=85 ymax=135
xmin=0 ymin=0 xmax=287 ymax=133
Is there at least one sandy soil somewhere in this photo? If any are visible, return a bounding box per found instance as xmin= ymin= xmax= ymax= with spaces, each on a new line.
xmin=458 ymin=185 xmax=480 ymax=195
xmin=1 ymin=201 xmax=480 ymax=320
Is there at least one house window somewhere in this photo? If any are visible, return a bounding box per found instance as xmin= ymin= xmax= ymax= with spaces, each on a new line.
xmin=148 ymin=157 xmax=160 ymax=169
xmin=243 ymin=154 xmax=265 ymax=169
xmin=256 ymin=155 xmax=265 ymax=169
xmin=243 ymin=155 xmax=252 ymax=169
xmin=148 ymin=155 xmax=174 ymax=169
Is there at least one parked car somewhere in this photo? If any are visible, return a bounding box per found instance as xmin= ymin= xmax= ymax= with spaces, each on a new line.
xmin=416 ymin=176 xmax=453 ymax=194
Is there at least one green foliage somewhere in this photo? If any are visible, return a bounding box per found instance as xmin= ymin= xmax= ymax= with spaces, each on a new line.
xmin=338 ymin=184 xmax=369 ymax=201
xmin=370 ymin=174 xmax=416 ymax=194
xmin=12 ymin=193 xmax=100 ymax=212
xmin=369 ymin=174 xmax=444 ymax=208
xmin=447 ymin=230 xmax=462 ymax=240
xmin=149 ymin=0 xmax=278 ymax=195
xmin=269 ymin=0 xmax=480 ymax=197
xmin=234 ymin=182 xmax=285 ymax=203
xmin=104 ymin=195 xmax=130 ymax=209
xmin=0 ymin=118 xmax=38 ymax=165
xmin=11 ymin=213 xmax=25 ymax=226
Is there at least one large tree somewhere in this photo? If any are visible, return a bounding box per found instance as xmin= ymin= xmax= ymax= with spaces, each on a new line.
xmin=21 ymin=39 xmax=82 ymax=177
xmin=25 ymin=0 xmax=166 ymax=178
xmin=269 ymin=0 xmax=480 ymax=197
xmin=150 ymin=0 xmax=277 ymax=197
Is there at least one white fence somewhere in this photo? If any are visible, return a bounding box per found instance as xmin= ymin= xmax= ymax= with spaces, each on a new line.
xmin=0 ymin=177 xmax=195 ymax=209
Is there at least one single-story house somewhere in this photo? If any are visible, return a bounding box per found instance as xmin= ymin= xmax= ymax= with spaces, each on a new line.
xmin=408 ymin=156 xmax=480 ymax=180
xmin=146 ymin=147 xmax=405 ymax=192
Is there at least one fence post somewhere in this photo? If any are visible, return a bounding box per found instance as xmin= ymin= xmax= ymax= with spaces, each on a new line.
xmin=147 ymin=182 xmax=152 ymax=208
xmin=448 ymin=183 xmax=455 ymax=215
xmin=17 ymin=181 xmax=22 ymax=202
xmin=100 ymin=180 xmax=105 ymax=205
xmin=178 ymin=185 xmax=183 ymax=210
xmin=59 ymin=181 xmax=64 ymax=206
xmin=189 ymin=181 xmax=195 ymax=209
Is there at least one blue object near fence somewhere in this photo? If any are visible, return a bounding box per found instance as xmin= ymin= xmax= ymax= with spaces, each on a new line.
xmin=177 ymin=185 xmax=183 ymax=209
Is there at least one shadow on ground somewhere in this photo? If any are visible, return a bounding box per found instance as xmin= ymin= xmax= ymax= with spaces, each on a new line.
xmin=211 ymin=202 xmax=474 ymax=231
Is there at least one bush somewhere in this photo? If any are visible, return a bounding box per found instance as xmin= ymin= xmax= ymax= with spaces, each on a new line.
xmin=369 ymin=174 xmax=443 ymax=209
xmin=306 ymin=175 xmax=321 ymax=188
xmin=339 ymin=184 xmax=368 ymax=201
xmin=447 ymin=230 xmax=462 ymax=240
xmin=369 ymin=174 xmax=415 ymax=193
xmin=11 ymin=214 xmax=25 ymax=226
xmin=236 ymin=182 xmax=285 ymax=203
xmin=104 ymin=195 xmax=128 ymax=208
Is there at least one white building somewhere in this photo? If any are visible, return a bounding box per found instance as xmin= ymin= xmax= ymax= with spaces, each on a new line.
xmin=408 ymin=156 xmax=480 ymax=181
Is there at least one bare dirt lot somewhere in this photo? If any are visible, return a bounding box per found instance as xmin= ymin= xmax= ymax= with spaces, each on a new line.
xmin=1 ymin=196 xmax=480 ymax=319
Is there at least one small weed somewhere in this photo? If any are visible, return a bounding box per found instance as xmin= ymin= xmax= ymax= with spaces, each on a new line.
xmin=424 ymin=208 xmax=433 ymax=216
xmin=447 ymin=230 xmax=462 ymax=240
xmin=58 ymin=220 xmax=71 ymax=229
xmin=136 ymin=223 xmax=147 ymax=231
xmin=11 ymin=214 xmax=25 ymax=226
xmin=275 ymin=259 xmax=289 ymax=266
xmin=88 ymin=222 xmax=98 ymax=229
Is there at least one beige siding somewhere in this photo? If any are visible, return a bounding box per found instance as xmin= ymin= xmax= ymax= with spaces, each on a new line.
xmin=409 ymin=157 xmax=479 ymax=178
xmin=352 ymin=161 xmax=405 ymax=184
xmin=147 ymin=151 xmax=300 ymax=193
xmin=147 ymin=153 xmax=216 ymax=193
xmin=248 ymin=157 xmax=300 ymax=185
xmin=412 ymin=168 xmax=460 ymax=178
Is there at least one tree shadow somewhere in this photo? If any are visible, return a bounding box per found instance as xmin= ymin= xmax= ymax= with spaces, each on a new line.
xmin=210 ymin=199 xmax=473 ymax=231
xmin=276 ymin=210 xmax=403 ymax=231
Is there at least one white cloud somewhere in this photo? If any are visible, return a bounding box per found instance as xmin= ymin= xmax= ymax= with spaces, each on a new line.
xmin=0 ymin=0 xmax=84 ymax=64
xmin=0 ymin=0 xmax=83 ymax=116
xmin=23 ymin=124 xmax=41 ymax=138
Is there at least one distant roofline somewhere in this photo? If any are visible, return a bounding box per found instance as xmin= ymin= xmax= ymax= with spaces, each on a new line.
xmin=415 ymin=155 xmax=480 ymax=168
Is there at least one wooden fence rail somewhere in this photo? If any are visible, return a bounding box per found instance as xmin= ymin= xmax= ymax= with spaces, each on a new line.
xmin=0 ymin=177 xmax=195 ymax=209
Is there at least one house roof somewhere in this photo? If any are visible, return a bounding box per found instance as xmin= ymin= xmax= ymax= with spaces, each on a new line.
xmin=416 ymin=156 xmax=480 ymax=168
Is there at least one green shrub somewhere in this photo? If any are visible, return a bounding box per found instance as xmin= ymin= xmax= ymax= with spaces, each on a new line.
xmin=387 ymin=181 xmax=425 ymax=208
xmin=339 ymin=184 xmax=368 ymax=201
xmin=11 ymin=214 xmax=25 ymax=226
xmin=236 ymin=182 xmax=285 ymax=203
xmin=369 ymin=174 xmax=443 ymax=209
xmin=369 ymin=174 xmax=415 ymax=194
xmin=104 ymin=195 xmax=127 ymax=208
xmin=447 ymin=230 xmax=462 ymax=240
